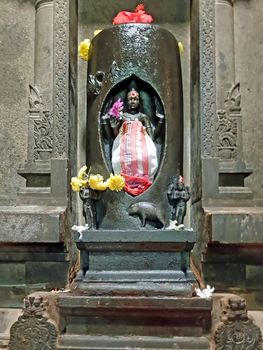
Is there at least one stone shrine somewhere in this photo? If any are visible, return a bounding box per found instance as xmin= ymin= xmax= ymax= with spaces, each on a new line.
xmin=0 ymin=0 xmax=263 ymax=349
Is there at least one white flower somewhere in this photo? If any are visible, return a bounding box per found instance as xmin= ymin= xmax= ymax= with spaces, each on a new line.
xmin=72 ymin=224 xmax=89 ymax=240
xmin=195 ymin=285 xmax=215 ymax=299
xmin=165 ymin=220 xmax=185 ymax=230
xmin=72 ymin=224 xmax=88 ymax=233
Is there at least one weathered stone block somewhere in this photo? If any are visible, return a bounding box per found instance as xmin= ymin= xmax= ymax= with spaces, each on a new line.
xmin=89 ymin=251 xmax=182 ymax=271
xmin=246 ymin=266 xmax=263 ymax=289
xmin=0 ymin=264 xmax=25 ymax=285
xmin=202 ymin=263 xmax=246 ymax=288
xmin=59 ymin=294 xmax=211 ymax=340
xmin=26 ymin=261 xmax=68 ymax=284
xmin=205 ymin=207 xmax=263 ymax=243
xmin=0 ymin=206 xmax=67 ymax=243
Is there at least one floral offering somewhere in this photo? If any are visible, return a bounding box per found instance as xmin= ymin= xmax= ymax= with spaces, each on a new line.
xmin=70 ymin=166 xmax=125 ymax=193
xmin=113 ymin=4 xmax=153 ymax=25
xmin=107 ymin=173 xmax=126 ymax=192
xmin=109 ymin=99 xmax=124 ymax=120
xmin=78 ymin=39 xmax=91 ymax=61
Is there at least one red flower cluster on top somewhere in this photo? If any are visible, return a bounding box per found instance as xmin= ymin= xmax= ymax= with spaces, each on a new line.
xmin=113 ymin=4 xmax=153 ymax=25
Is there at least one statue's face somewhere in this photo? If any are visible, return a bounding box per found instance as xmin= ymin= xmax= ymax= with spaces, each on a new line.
xmin=127 ymin=93 xmax=139 ymax=111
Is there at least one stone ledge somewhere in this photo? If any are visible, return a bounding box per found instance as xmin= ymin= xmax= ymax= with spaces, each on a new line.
xmin=0 ymin=205 xmax=67 ymax=243
xmin=58 ymin=334 xmax=211 ymax=350
xmin=59 ymin=294 xmax=211 ymax=311
xmin=204 ymin=206 xmax=263 ymax=243
xmin=74 ymin=229 xmax=196 ymax=243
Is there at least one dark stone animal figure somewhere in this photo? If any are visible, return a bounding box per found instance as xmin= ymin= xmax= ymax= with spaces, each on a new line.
xmin=128 ymin=202 xmax=166 ymax=228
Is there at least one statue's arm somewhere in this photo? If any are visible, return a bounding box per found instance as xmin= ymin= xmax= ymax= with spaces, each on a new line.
xmin=101 ymin=113 xmax=113 ymax=140
xmin=141 ymin=114 xmax=153 ymax=138
xmin=185 ymin=187 xmax=191 ymax=201
xmin=153 ymin=97 xmax=165 ymax=140
xmin=153 ymin=113 xmax=164 ymax=141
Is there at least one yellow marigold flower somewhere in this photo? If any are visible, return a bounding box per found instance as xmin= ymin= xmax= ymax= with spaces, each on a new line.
xmin=80 ymin=179 xmax=89 ymax=187
xmin=107 ymin=174 xmax=125 ymax=192
xmin=178 ymin=41 xmax=184 ymax=55
xmin=93 ymin=29 xmax=102 ymax=37
xmin=77 ymin=165 xmax=87 ymax=179
xmin=88 ymin=174 xmax=107 ymax=191
xmin=94 ymin=181 xmax=108 ymax=191
xmin=78 ymin=39 xmax=91 ymax=61
xmin=70 ymin=177 xmax=82 ymax=192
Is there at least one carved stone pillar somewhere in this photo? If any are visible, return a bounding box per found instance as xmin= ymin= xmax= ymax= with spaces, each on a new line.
xmin=18 ymin=0 xmax=54 ymax=190
xmin=215 ymin=0 xmax=235 ymax=107
xmin=215 ymin=0 xmax=252 ymax=188
xmin=35 ymin=0 xmax=54 ymax=107
xmin=18 ymin=0 xmax=73 ymax=201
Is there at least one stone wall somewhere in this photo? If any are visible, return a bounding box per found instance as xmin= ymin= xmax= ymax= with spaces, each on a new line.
xmin=234 ymin=0 xmax=263 ymax=202
xmin=0 ymin=0 xmax=34 ymax=203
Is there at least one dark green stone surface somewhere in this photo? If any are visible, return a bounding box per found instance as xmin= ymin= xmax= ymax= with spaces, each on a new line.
xmin=74 ymin=229 xmax=197 ymax=297
xmin=0 ymin=243 xmax=69 ymax=307
xmin=57 ymin=294 xmax=211 ymax=349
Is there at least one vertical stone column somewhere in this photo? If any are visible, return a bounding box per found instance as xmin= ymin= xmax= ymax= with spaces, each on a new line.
xmin=199 ymin=0 xmax=216 ymax=159
xmin=215 ymin=0 xmax=235 ymax=108
xmin=34 ymin=0 xmax=54 ymax=107
xmin=52 ymin=0 xmax=69 ymax=160
xmin=18 ymin=0 xmax=54 ymax=187
xmin=51 ymin=0 xmax=70 ymax=199
xmin=215 ymin=0 xmax=253 ymax=187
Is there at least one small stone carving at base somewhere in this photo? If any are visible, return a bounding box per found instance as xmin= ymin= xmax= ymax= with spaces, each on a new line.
xmin=214 ymin=296 xmax=262 ymax=350
xmin=9 ymin=296 xmax=57 ymax=350
xmin=167 ymin=175 xmax=190 ymax=226
xmin=79 ymin=188 xmax=101 ymax=229
xmin=128 ymin=202 xmax=166 ymax=228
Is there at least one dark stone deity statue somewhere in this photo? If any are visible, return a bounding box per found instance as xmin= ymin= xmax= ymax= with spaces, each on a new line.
xmin=167 ymin=176 xmax=190 ymax=225
xmin=101 ymin=86 xmax=164 ymax=196
xmin=79 ymin=188 xmax=101 ymax=229
xmin=85 ymin=24 xmax=184 ymax=230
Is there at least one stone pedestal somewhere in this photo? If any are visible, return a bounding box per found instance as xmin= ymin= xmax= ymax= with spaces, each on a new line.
xmin=73 ymin=229 xmax=197 ymax=297
xmin=55 ymin=229 xmax=212 ymax=349
xmin=58 ymin=294 xmax=211 ymax=350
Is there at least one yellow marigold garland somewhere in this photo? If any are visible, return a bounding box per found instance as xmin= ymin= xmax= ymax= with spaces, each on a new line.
xmin=107 ymin=174 xmax=125 ymax=192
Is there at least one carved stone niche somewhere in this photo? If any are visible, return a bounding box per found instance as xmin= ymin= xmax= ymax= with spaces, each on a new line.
xmin=18 ymin=85 xmax=53 ymax=189
xmin=86 ymin=24 xmax=183 ymax=230
xmin=73 ymin=24 xmax=198 ymax=298
xmin=214 ymin=296 xmax=262 ymax=350
xmin=216 ymin=83 xmax=253 ymax=188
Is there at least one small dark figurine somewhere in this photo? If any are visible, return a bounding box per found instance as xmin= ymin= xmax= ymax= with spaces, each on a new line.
xmin=79 ymin=188 xmax=101 ymax=229
xmin=87 ymin=71 xmax=105 ymax=96
xmin=167 ymin=176 xmax=190 ymax=225
xmin=128 ymin=202 xmax=166 ymax=228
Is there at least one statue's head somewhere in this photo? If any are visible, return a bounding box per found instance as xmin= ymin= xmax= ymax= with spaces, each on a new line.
xmin=127 ymin=88 xmax=140 ymax=112
xmin=172 ymin=175 xmax=185 ymax=190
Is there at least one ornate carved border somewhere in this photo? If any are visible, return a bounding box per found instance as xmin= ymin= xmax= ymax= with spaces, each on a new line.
xmin=200 ymin=0 xmax=216 ymax=158
xmin=53 ymin=0 xmax=69 ymax=158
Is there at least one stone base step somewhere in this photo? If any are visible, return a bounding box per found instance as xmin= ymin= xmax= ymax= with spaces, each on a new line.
xmin=0 ymin=335 xmax=9 ymax=350
xmin=58 ymin=334 xmax=210 ymax=350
